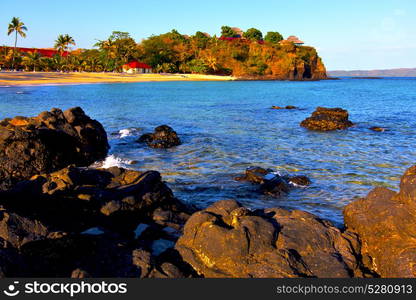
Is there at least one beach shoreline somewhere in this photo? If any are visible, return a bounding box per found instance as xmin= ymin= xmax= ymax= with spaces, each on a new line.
xmin=0 ymin=71 xmax=236 ymax=87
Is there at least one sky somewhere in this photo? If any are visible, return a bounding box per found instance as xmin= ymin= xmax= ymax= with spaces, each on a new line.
xmin=1 ymin=0 xmax=415 ymax=70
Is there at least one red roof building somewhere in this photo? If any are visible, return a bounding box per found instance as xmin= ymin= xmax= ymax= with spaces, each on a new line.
xmin=219 ymin=36 xmax=241 ymax=41
xmin=0 ymin=46 xmax=69 ymax=57
xmin=122 ymin=61 xmax=153 ymax=74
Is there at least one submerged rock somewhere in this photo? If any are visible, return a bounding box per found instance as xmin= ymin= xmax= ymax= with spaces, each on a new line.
xmin=344 ymin=165 xmax=416 ymax=278
xmin=288 ymin=176 xmax=312 ymax=186
xmin=176 ymin=200 xmax=364 ymax=278
xmin=300 ymin=107 xmax=353 ymax=131
xmin=236 ymin=166 xmax=310 ymax=196
xmin=370 ymin=126 xmax=387 ymax=132
xmin=138 ymin=125 xmax=181 ymax=149
xmin=271 ymin=105 xmax=298 ymax=110
xmin=0 ymin=107 xmax=109 ymax=190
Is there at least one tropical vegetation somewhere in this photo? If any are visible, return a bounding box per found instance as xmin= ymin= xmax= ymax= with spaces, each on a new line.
xmin=0 ymin=20 xmax=326 ymax=79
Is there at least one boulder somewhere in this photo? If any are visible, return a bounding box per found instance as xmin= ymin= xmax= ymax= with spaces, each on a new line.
xmin=5 ymin=166 xmax=191 ymax=233
xmin=0 ymin=208 xmax=52 ymax=248
xmin=300 ymin=107 xmax=353 ymax=131
xmin=138 ymin=125 xmax=181 ymax=149
xmin=370 ymin=127 xmax=386 ymax=132
xmin=235 ymin=167 xmax=311 ymax=196
xmin=288 ymin=176 xmax=312 ymax=186
xmin=20 ymin=233 xmax=187 ymax=277
xmin=285 ymin=105 xmax=297 ymax=110
xmin=271 ymin=105 xmax=298 ymax=110
xmin=0 ymin=107 xmax=109 ymax=189
xmin=0 ymin=237 xmax=24 ymax=278
xmin=344 ymin=165 xmax=416 ymax=277
xmin=176 ymin=200 xmax=365 ymax=278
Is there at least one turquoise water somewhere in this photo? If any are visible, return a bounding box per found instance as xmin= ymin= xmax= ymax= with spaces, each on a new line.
xmin=1 ymin=78 xmax=416 ymax=224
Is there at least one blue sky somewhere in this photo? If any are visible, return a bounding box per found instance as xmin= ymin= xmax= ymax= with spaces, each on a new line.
xmin=1 ymin=0 xmax=415 ymax=70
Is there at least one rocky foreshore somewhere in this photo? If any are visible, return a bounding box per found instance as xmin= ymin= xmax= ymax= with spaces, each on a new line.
xmin=0 ymin=107 xmax=414 ymax=278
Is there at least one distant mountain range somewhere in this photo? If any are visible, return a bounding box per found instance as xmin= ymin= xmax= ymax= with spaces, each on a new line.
xmin=328 ymin=68 xmax=416 ymax=77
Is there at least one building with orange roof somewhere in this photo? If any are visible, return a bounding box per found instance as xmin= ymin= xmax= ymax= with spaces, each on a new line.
xmin=281 ymin=35 xmax=304 ymax=46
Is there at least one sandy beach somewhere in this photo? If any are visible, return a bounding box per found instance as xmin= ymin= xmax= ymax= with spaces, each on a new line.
xmin=0 ymin=72 xmax=236 ymax=86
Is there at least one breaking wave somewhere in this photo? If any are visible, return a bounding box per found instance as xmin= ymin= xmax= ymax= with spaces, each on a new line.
xmin=92 ymin=154 xmax=134 ymax=169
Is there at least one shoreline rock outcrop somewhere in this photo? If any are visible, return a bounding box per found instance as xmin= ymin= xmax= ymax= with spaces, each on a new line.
xmin=0 ymin=106 xmax=414 ymax=279
xmin=176 ymin=200 xmax=365 ymax=278
xmin=0 ymin=165 xmax=195 ymax=278
xmin=300 ymin=107 xmax=353 ymax=131
xmin=138 ymin=125 xmax=181 ymax=149
xmin=344 ymin=165 xmax=416 ymax=278
xmin=4 ymin=166 xmax=191 ymax=233
xmin=0 ymin=107 xmax=109 ymax=190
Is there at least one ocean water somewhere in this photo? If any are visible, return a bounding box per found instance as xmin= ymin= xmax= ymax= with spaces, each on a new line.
xmin=1 ymin=78 xmax=416 ymax=225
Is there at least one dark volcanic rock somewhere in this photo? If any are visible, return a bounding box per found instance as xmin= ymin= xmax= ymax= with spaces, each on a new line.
xmin=0 ymin=208 xmax=52 ymax=248
xmin=20 ymin=234 xmax=188 ymax=278
xmin=344 ymin=165 xmax=416 ymax=278
xmin=4 ymin=166 xmax=191 ymax=233
xmin=138 ymin=125 xmax=181 ymax=149
xmin=0 ymin=107 xmax=109 ymax=189
xmin=176 ymin=200 xmax=364 ymax=278
xmin=300 ymin=107 xmax=354 ymax=131
xmin=271 ymin=105 xmax=298 ymax=110
xmin=0 ymin=165 xmax=194 ymax=278
xmin=288 ymin=176 xmax=312 ymax=186
xmin=0 ymin=237 xmax=24 ymax=277
xmin=235 ymin=166 xmax=270 ymax=184
xmin=236 ymin=166 xmax=311 ymax=196
xmin=370 ymin=126 xmax=387 ymax=132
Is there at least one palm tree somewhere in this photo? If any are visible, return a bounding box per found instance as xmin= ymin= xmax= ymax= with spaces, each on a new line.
xmin=7 ymin=17 xmax=28 ymax=70
xmin=54 ymin=34 xmax=76 ymax=56
xmin=22 ymin=51 xmax=42 ymax=72
xmin=94 ymin=38 xmax=116 ymax=71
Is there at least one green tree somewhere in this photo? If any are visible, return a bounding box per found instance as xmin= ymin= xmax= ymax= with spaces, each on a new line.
xmin=94 ymin=38 xmax=116 ymax=71
xmin=107 ymin=31 xmax=137 ymax=70
xmin=264 ymin=31 xmax=283 ymax=44
xmin=109 ymin=31 xmax=130 ymax=40
xmin=140 ymin=32 xmax=180 ymax=70
xmin=192 ymin=31 xmax=210 ymax=48
xmin=54 ymin=34 xmax=76 ymax=70
xmin=22 ymin=51 xmax=42 ymax=72
xmin=7 ymin=17 xmax=27 ymax=70
xmin=54 ymin=34 xmax=76 ymax=55
xmin=221 ymin=26 xmax=237 ymax=38
xmin=167 ymin=29 xmax=186 ymax=42
xmin=243 ymin=28 xmax=263 ymax=41
xmin=180 ymin=59 xmax=208 ymax=74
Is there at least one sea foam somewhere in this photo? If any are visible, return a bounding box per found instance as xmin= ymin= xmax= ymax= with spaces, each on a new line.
xmin=93 ymin=154 xmax=134 ymax=169
xmin=118 ymin=127 xmax=141 ymax=138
